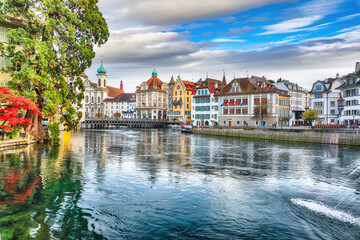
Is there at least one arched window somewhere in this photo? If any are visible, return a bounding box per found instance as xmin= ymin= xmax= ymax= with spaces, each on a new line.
xmin=91 ymin=96 xmax=94 ymax=103
xmin=98 ymin=79 xmax=101 ymax=86
xmin=104 ymin=79 xmax=106 ymax=87
xmin=98 ymin=96 xmax=101 ymax=103
xmin=86 ymin=95 xmax=89 ymax=103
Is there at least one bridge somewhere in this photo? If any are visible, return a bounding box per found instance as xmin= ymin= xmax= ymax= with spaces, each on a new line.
xmin=81 ymin=118 xmax=181 ymax=129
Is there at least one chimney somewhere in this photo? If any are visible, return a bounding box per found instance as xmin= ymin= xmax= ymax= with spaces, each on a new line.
xmin=120 ymin=80 xmax=123 ymax=90
xmin=356 ymin=62 xmax=360 ymax=73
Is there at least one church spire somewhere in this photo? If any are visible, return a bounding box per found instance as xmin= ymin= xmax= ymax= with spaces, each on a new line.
xmin=222 ymin=71 xmax=227 ymax=85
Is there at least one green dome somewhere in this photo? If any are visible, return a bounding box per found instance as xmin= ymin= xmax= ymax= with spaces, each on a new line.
xmin=97 ymin=64 xmax=107 ymax=74
xmin=152 ymin=69 xmax=157 ymax=78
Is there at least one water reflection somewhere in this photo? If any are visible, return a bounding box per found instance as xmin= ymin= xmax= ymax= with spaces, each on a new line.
xmin=0 ymin=129 xmax=359 ymax=239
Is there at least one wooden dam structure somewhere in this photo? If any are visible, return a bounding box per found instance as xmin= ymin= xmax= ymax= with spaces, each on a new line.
xmin=81 ymin=119 xmax=180 ymax=129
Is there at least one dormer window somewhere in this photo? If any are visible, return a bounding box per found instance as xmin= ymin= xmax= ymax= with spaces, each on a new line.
xmin=315 ymin=84 xmax=322 ymax=91
xmin=153 ymin=84 xmax=157 ymax=89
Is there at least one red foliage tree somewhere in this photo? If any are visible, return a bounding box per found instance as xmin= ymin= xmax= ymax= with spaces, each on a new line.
xmin=0 ymin=87 xmax=41 ymax=131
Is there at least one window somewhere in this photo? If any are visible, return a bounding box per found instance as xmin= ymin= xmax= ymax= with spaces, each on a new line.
xmin=187 ymin=104 xmax=189 ymax=109
xmin=230 ymin=109 xmax=234 ymax=114
xmin=98 ymin=97 xmax=101 ymax=103
xmin=330 ymin=101 xmax=335 ymax=107
xmin=315 ymin=85 xmax=322 ymax=91
xmin=254 ymin=98 xmax=260 ymax=105
xmin=91 ymin=96 xmax=94 ymax=103
xmin=180 ymin=91 xmax=182 ymax=95
xmin=242 ymin=99 xmax=248 ymax=105
xmin=98 ymin=79 xmax=101 ymax=86
xmin=104 ymin=79 xmax=106 ymax=87
xmin=86 ymin=96 xmax=89 ymax=103
xmin=224 ymin=109 xmax=228 ymax=114
xmin=236 ymin=109 xmax=241 ymax=114
xmin=242 ymin=109 xmax=248 ymax=114
xmin=330 ymin=110 xmax=335 ymax=115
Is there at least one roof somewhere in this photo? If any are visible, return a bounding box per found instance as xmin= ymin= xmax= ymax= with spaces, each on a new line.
xmin=104 ymin=93 xmax=135 ymax=102
xmin=197 ymin=78 xmax=224 ymax=94
xmin=107 ymin=86 xmax=125 ymax=97
xmin=146 ymin=77 xmax=163 ymax=90
xmin=219 ymin=77 xmax=287 ymax=96
xmin=182 ymin=80 xmax=196 ymax=91
xmin=97 ymin=64 xmax=107 ymax=74
xmin=273 ymin=82 xmax=289 ymax=92
xmin=89 ymin=82 xmax=125 ymax=97
xmin=80 ymin=73 xmax=88 ymax=78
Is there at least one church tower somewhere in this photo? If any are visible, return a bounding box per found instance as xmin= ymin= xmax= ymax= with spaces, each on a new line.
xmin=96 ymin=61 xmax=107 ymax=88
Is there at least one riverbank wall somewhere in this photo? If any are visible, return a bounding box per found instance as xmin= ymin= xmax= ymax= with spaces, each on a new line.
xmin=192 ymin=128 xmax=360 ymax=146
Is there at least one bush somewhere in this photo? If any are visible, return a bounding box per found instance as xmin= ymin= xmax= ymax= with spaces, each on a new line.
xmin=6 ymin=128 xmax=20 ymax=139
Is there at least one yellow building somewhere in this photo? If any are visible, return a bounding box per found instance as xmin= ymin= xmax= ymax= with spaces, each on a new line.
xmin=278 ymin=95 xmax=291 ymax=126
xmin=168 ymin=76 xmax=195 ymax=124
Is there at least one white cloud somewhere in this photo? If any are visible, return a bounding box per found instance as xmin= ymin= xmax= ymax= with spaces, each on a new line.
xmin=99 ymin=0 xmax=289 ymax=26
xmin=260 ymin=15 xmax=323 ymax=35
xmin=212 ymin=39 xmax=245 ymax=43
xmin=337 ymin=13 xmax=360 ymax=21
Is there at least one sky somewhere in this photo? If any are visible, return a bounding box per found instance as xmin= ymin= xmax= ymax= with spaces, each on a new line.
xmin=85 ymin=0 xmax=360 ymax=92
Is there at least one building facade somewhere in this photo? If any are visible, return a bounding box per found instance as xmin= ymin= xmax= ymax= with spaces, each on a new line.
xmin=218 ymin=76 xmax=290 ymax=128
xmin=336 ymin=62 xmax=360 ymax=126
xmin=167 ymin=76 xmax=195 ymax=124
xmin=104 ymin=92 xmax=135 ymax=119
xmin=191 ymin=77 xmax=224 ymax=127
xmin=83 ymin=63 xmax=124 ymax=118
xmin=275 ymin=80 xmax=311 ymax=125
xmin=310 ymin=76 xmax=344 ymax=124
xmin=135 ymin=70 xmax=168 ymax=119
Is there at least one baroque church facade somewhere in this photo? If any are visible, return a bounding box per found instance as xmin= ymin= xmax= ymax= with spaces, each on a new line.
xmin=82 ymin=63 xmax=124 ymax=119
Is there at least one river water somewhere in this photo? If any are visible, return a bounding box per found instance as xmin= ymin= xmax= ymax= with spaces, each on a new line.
xmin=0 ymin=129 xmax=359 ymax=239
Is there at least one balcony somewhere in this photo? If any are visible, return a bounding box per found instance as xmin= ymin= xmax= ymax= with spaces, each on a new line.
xmin=173 ymin=98 xmax=183 ymax=105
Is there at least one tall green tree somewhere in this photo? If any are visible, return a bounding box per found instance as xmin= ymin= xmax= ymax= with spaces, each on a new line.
xmin=0 ymin=0 xmax=109 ymax=142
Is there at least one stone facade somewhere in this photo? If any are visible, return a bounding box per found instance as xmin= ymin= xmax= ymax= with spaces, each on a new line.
xmin=135 ymin=70 xmax=168 ymax=120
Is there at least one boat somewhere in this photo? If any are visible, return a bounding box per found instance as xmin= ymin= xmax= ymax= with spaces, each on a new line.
xmin=180 ymin=124 xmax=193 ymax=133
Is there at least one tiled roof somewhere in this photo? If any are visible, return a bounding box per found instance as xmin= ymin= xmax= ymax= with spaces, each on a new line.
xmin=197 ymin=78 xmax=224 ymax=94
xmin=89 ymin=82 xmax=125 ymax=97
xmin=182 ymin=80 xmax=196 ymax=91
xmin=104 ymin=93 xmax=135 ymax=102
xmin=107 ymin=86 xmax=125 ymax=97
xmin=146 ymin=77 xmax=163 ymax=90
xmin=219 ymin=77 xmax=286 ymax=96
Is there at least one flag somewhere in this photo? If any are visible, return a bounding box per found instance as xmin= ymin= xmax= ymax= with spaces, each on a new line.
xmin=220 ymin=103 xmax=224 ymax=107
xmin=240 ymin=102 xmax=244 ymax=106
xmin=233 ymin=102 xmax=237 ymax=106
xmin=226 ymin=102 xmax=230 ymax=106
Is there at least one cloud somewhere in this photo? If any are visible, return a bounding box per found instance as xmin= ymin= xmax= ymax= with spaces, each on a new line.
xmin=260 ymin=15 xmax=323 ymax=35
xmin=337 ymin=13 xmax=360 ymax=21
xmin=224 ymin=26 xmax=254 ymax=36
xmin=212 ymin=39 xmax=246 ymax=43
xmin=100 ymin=0 xmax=290 ymax=26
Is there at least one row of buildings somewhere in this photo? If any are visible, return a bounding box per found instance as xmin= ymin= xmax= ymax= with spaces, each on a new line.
xmin=82 ymin=61 xmax=360 ymax=127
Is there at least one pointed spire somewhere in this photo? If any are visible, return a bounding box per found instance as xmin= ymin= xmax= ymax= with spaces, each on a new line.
xmin=169 ymin=75 xmax=175 ymax=84
xmin=222 ymin=72 xmax=227 ymax=85
xmin=338 ymin=92 xmax=344 ymax=102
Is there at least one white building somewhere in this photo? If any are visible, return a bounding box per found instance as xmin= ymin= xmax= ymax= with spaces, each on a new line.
xmin=336 ymin=62 xmax=360 ymax=126
xmin=191 ymin=77 xmax=225 ymax=127
xmin=104 ymin=92 xmax=136 ymax=119
xmin=310 ymin=76 xmax=344 ymax=124
xmin=82 ymin=63 xmax=124 ymax=118
xmin=275 ymin=80 xmax=311 ymax=125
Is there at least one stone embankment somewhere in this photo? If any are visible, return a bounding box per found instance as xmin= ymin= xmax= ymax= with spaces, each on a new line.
xmin=192 ymin=128 xmax=360 ymax=146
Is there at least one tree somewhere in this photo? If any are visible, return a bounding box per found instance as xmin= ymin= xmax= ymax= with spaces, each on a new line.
xmin=0 ymin=87 xmax=40 ymax=132
xmin=113 ymin=112 xmax=121 ymax=118
xmin=302 ymin=109 xmax=318 ymax=125
xmin=253 ymin=98 xmax=271 ymax=122
xmin=95 ymin=112 xmax=103 ymax=118
xmin=0 ymin=0 xmax=109 ymax=142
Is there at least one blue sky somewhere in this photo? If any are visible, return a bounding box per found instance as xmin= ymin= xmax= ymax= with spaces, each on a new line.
xmin=86 ymin=0 xmax=360 ymax=92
